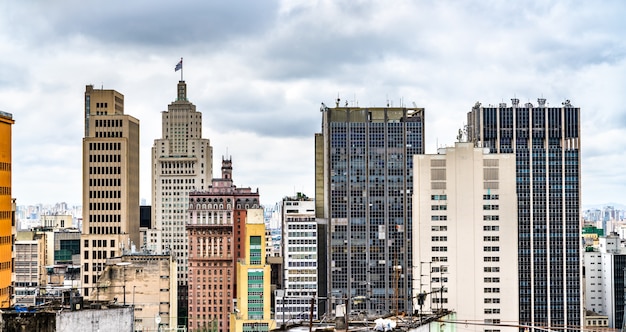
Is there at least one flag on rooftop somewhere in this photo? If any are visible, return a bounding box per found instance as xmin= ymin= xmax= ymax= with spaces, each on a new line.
xmin=175 ymin=59 xmax=182 ymax=72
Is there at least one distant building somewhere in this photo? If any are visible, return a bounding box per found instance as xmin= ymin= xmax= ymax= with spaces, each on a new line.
xmin=81 ymin=85 xmax=140 ymax=298
xmin=277 ymin=193 xmax=317 ymax=325
xmin=230 ymin=209 xmax=275 ymax=332
xmin=413 ymin=142 xmax=518 ymax=331
xmin=94 ymin=254 xmax=178 ymax=331
xmin=0 ymin=110 xmax=14 ymax=308
xmin=467 ymin=98 xmax=582 ymax=328
xmin=40 ymin=214 xmax=73 ymax=229
xmin=186 ymin=158 xmax=260 ymax=332
xmin=315 ymin=103 xmax=425 ymax=316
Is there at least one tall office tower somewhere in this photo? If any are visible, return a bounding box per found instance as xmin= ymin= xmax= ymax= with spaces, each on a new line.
xmin=0 ymin=110 xmax=13 ymax=308
xmin=277 ymin=193 xmax=317 ymax=326
xmin=315 ymin=102 xmax=425 ymax=316
xmin=150 ymin=80 xmax=213 ymax=320
xmin=186 ymin=158 xmax=260 ymax=332
xmin=230 ymin=209 xmax=274 ymax=332
xmin=82 ymin=85 xmax=140 ymax=297
xmin=467 ymin=98 xmax=581 ymax=329
xmin=413 ymin=142 xmax=518 ymax=331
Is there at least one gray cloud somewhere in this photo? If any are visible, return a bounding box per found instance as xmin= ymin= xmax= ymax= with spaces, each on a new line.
xmin=2 ymin=0 xmax=626 ymax=206
xmin=2 ymin=1 xmax=279 ymax=49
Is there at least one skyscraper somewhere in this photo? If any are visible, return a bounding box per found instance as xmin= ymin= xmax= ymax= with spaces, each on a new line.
xmin=81 ymin=85 xmax=140 ymax=297
xmin=0 ymin=110 xmax=14 ymax=308
xmin=315 ymin=101 xmax=425 ymax=316
xmin=150 ymin=80 xmax=213 ymax=320
xmin=467 ymin=98 xmax=581 ymax=329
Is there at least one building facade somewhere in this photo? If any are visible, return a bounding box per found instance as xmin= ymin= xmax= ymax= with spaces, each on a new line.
xmin=149 ymin=80 xmax=213 ymax=320
xmin=230 ymin=209 xmax=274 ymax=332
xmin=95 ymin=254 xmax=178 ymax=331
xmin=81 ymin=85 xmax=140 ymax=297
xmin=13 ymin=233 xmax=46 ymax=306
xmin=0 ymin=110 xmax=14 ymax=308
xmin=413 ymin=142 xmax=518 ymax=331
xmin=315 ymin=102 xmax=425 ymax=316
xmin=277 ymin=193 xmax=317 ymax=326
xmin=186 ymin=159 xmax=260 ymax=331
xmin=467 ymin=98 xmax=582 ymax=328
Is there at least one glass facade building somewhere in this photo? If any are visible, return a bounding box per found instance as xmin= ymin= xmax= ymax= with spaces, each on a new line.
xmin=315 ymin=104 xmax=424 ymax=316
xmin=467 ymin=98 xmax=581 ymax=329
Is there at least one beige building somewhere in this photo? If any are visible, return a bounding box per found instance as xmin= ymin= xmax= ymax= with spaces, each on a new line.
xmin=413 ymin=142 xmax=518 ymax=331
xmin=94 ymin=254 xmax=178 ymax=332
xmin=13 ymin=232 xmax=46 ymax=305
xmin=149 ymin=80 xmax=213 ymax=320
xmin=41 ymin=214 xmax=73 ymax=229
xmin=81 ymin=85 xmax=140 ymax=298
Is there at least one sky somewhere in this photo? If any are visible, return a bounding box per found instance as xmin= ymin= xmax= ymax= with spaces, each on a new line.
xmin=1 ymin=1 xmax=625 ymax=209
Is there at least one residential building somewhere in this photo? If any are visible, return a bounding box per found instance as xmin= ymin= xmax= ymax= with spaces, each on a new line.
xmin=277 ymin=193 xmax=317 ymax=326
xmin=94 ymin=254 xmax=178 ymax=332
xmin=413 ymin=142 xmax=518 ymax=331
xmin=149 ymin=79 xmax=213 ymax=321
xmin=230 ymin=209 xmax=275 ymax=332
xmin=467 ymin=98 xmax=582 ymax=328
xmin=81 ymin=85 xmax=140 ymax=297
xmin=315 ymin=102 xmax=425 ymax=316
xmin=0 ymin=110 xmax=14 ymax=308
xmin=186 ymin=158 xmax=260 ymax=332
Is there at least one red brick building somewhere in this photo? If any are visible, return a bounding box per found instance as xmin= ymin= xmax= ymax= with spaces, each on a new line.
xmin=186 ymin=158 xmax=260 ymax=331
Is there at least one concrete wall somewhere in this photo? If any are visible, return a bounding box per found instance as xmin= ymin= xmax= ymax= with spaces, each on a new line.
xmin=56 ymin=307 xmax=133 ymax=332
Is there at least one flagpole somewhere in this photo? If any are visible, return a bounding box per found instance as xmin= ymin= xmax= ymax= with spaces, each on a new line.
xmin=180 ymin=57 xmax=183 ymax=81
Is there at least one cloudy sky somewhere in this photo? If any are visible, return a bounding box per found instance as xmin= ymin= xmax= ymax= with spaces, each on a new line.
xmin=1 ymin=1 xmax=625 ymax=208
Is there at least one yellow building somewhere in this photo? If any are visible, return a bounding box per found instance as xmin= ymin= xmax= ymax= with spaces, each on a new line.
xmin=230 ymin=209 xmax=275 ymax=332
xmin=0 ymin=111 xmax=14 ymax=308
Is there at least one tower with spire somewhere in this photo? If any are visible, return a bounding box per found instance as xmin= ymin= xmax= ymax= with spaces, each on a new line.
xmin=149 ymin=77 xmax=213 ymax=325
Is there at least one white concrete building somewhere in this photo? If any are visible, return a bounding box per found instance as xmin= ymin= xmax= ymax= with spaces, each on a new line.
xmin=413 ymin=142 xmax=518 ymax=332
xmin=277 ymin=194 xmax=317 ymax=326
xmin=583 ymin=249 xmax=603 ymax=314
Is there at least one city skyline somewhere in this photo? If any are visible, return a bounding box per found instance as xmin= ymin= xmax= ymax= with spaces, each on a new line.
xmin=1 ymin=1 xmax=626 ymax=207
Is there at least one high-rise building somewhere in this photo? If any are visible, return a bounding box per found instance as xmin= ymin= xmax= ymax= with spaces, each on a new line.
xmin=186 ymin=158 xmax=260 ymax=332
xmin=467 ymin=98 xmax=582 ymax=329
xmin=0 ymin=110 xmax=14 ymax=308
xmin=150 ymin=80 xmax=213 ymax=320
xmin=413 ymin=142 xmax=518 ymax=331
xmin=230 ymin=209 xmax=274 ymax=332
xmin=81 ymin=85 xmax=140 ymax=297
xmin=277 ymin=193 xmax=317 ymax=326
xmin=315 ymin=102 xmax=425 ymax=316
